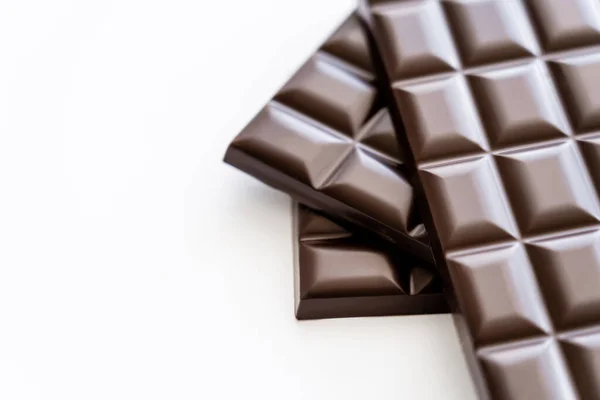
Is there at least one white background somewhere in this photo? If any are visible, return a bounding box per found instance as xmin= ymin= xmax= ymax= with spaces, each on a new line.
xmin=0 ymin=0 xmax=478 ymax=399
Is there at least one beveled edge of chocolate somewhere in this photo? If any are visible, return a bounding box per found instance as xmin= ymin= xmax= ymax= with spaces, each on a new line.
xmin=223 ymin=12 xmax=434 ymax=263
xmin=292 ymin=203 xmax=447 ymax=320
xmin=295 ymin=294 xmax=448 ymax=320
xmin=226 ymin=142 xmax=433 ymax=262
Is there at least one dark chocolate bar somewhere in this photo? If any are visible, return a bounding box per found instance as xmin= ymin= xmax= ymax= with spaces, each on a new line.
xmin=293 ymin=202 xmax=447 ymax=320
xmin=361 ymin=0 xmax=600 ymax=398
xmin=224 ymin=14 xmax=433 ymax=262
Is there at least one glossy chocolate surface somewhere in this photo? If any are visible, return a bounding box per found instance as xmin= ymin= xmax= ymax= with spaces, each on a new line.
xmin=293 ymin=203 xmax=446 ymax=320
xmin=362 ymin=0 xmax=600 ymax=398
xmin=225 ymin=14 xmax=432 ymax=261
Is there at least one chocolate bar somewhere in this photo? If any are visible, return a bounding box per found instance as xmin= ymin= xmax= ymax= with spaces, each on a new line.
xmin=361 ymin=0 xmax=600 ymax=398
xmin=224 ymin=14 xmax=433 ymax=262
xmin=293 ymin=203 xmax=447 ymax=320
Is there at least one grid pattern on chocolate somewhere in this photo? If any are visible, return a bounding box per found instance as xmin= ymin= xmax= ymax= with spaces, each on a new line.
xmin=366 ymin=0 xmax=600 ymax=398
xmin=226 ymin=15 xmax=429 ymax=255
xmin=293 ymin=203 xmax=446 ymax=319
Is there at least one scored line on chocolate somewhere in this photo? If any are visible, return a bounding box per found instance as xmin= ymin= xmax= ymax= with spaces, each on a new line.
xmin=266 ymin=101 xmax=403 ymax=189
xmin=268 ymin=48 xmax=409 ymax=188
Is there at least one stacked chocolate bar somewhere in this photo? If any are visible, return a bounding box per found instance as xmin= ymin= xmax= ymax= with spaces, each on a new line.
xmin=225 ymin=14 xmax=447 ymax=319
xmin=225 ymin=1 xmax=600 ymax=398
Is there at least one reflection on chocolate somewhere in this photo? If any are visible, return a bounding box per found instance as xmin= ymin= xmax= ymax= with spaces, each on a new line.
xmin=362 ymin=0 xmax=600 ymax=398
xmin=225 ymin=14 xmax=432 ymax=261
xmin=293 ymin=203 xmax=446 ymax=320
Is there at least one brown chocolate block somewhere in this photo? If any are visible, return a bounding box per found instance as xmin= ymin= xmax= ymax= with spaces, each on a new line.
xmin=361 ymin=0 xmax=600 ymax=398
xmin=293 ymin=203 xmax=447 ymax=320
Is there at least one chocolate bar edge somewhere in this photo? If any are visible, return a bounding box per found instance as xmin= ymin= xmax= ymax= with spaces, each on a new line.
xmin=224 ymin=141 xmax=434 ymax=263
xmin=295 ymin=295 xmax=449 ymax=320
